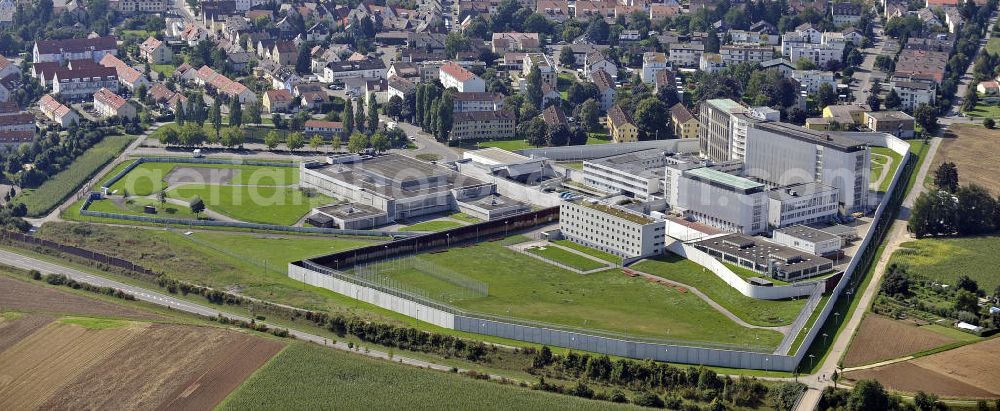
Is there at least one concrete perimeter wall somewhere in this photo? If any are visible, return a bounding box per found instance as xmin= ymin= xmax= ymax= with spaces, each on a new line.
xmin=518 ymin=139 xmax=699 ymax=161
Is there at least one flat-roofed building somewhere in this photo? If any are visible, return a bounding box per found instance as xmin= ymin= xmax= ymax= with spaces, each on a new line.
xmin=583 ymin=149 xmax=667 ymax=201
xmin=692 ymin=234 xmax=834 ymax=281
xmin=864 ymin=110 xmax=915 ymax=138
xmin=641 ymin=52 xmax=668 ymax=83
xmin=767 ymin=182 xmax=840 ymax=228
xmin=664 ymin=160 xmax=769 ymax=234
xmin=668 ymin=43 xmax=703 ymax=67
xmin=889 ymin=76 xmax=937 ymax=111
xmin=772 ymin=224 xmax=843 ymax=257
xmin=560 ymin=199 xmax=666 ymax=259
xmin=449 ymin=110 xmax=515 ymax=142
xmin=745 ymin=122 xmax=870 ymax=212
xmin=452 ymin=92 xmax=504 ymax=113
xmin=720 ymin=44 xmax=774 ymax=66
xmin=698 ymin=98 xmax=745 ymax=161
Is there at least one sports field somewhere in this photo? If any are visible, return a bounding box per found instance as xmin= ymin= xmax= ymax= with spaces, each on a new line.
xmin=350 ymin=237 xmax=783 ymax=348
xmin=99 ymin=161 xmax=330 ymax=225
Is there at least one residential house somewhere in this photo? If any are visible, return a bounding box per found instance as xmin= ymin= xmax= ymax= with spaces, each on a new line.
xmin=38 ymin=94 xmax=79 ymax=127
xmin=303 ymin=120 xmax=343 ymax=138
xmin=831 ymin=2 xmax=863 ymax=26
xmin=387 ymin=75 xmax=416 ymax=101
xmin=761 ymin=58 xmax=795 ymax=76
xmin=270 ymin=41 xmax=298 ymax=66
xmin=449 ymin=110 xmax=516 ymax=142
xmin=322 ymin=58 xmax=387 ymax=82
xmin=93 ymin=87 xmax=136 ymax=119
xmin=364 ymin=78 xmax=388 ymax=105
xmin=263 ymin=89 xmax=295 ymax=113
xmin=99 ymin=54 xmax=149 ymax=91
xmin=33 ymin=36 xmax=118 ymax=63
xmin=699 ymin=53 xmax=725 ymax=73
xmin=890 ymin=76 xmax=937 ymax=111
xmin=0 ymin=0 xmax=14 ymax=27
xmin=111 ymin=0 xmax=169 ymax=14
xmin=788 ymin=43 xmax=843 ymax=68
xmin=0 ymin=56 xmax=17 ymax=79
xmin=439 ymin=61 xmax=485 ymax=92
xmin=522 ymin=53 xmax=556 ymax=88
xmin=894 ymin=49 xmax=948 ymax=82
xmin=649 ymin=0 xmax=681 ymax=21
xmin=591 ymin=68 xmax=616 ymax=111
xmin=584 ymin=51 xmax=617 ymax=79
xmin=541 ymin=104 xmax=569 ymax=128
xmin=720 ymin=44 xmax=774 ymax=66
xmin=139 ymin=37 xmax=173 ymax=65
xmin=863 ymin=110 xmax=915 ymax=138
xmin=386 ymin=61 xmax=420 ymax=80
xmin=667 ymin=43 xmax=704 ymax=67
xmin=187 ymin=65 xmax=256 ymax=103
xmin=670 ymin=103 xmax=698 ymax=139
xmin=453 ymin=92 xmax=504 ymax=113
xmin=641 ymin=52 xmax=668 ymax=84
xmin=822 ymin=103 xmax=870 ymax=125
xmin=977 ymin=80 xmax=1000 ymax=95
xmin=791 ymin=70 xmax=837 ymax=94
xmin=728 ymin=30 xmax=779 ymax=45
xmin=607 ymin=105 xmax=637 ymax=143
xmin=944 ymin=7 xmax=964 ymax=33
xmin=491 ymin=32 xmax=540 ymax=53
xmin=654 ymin=69 xmax=677 ymax=95
xmin=148 ymin=83 xmax=187 ymax=113
xmin=51 ymin=66 xmax=120 ymax=100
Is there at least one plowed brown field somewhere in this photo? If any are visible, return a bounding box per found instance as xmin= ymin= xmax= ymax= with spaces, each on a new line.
xmin=842 ymin=314 xmax=955 ymax=367
xmin=844 ymin=338 xmax=1000 ymax=399
xmin=0 ymin=275 xmax=163 ymax=320
xmin=0 ymin=315 xmax=53 ymax=352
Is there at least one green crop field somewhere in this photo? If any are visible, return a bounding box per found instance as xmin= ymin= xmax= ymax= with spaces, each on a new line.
xmin=219 ymin=343 xmax=637 ymax=410
xmin=167 ymin=184 xmax=334 ymax=225
xmin=631 ymin=254 xmax=807 ymax=327
xmin=403 ymin=219 xmax=465 ymax=232
xmin=890 ymin=235 xmax=1000 ymax=292
xmin=526 ymin=245 xmax=607 ymax=271
xmin=354 ymin=237 xmax=783 ymax=348
xmin=16 ymin=135 xmax=133 ymax=217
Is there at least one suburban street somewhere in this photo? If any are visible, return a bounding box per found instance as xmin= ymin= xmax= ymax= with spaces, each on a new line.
xmin=851 ymin=23 xmax=886 ymax=103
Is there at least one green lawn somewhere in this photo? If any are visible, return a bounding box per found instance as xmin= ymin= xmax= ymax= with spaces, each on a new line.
xmin=362 ymin=238 xmax=783 ymax=348
xmin=921 ymin=324 xmax=982 ymax=342
xmin=560 ymin=161 xmax=584 ymax=170
xmin=167 ymin=184 xmax=334 ymax=225
xmin=987 ymin=37 xmax=1000 ymax=56
xmin=403 ymin=219 xmax=465 ymax=232
xmin=120 ymin=29 xmax=153 ymax=40
xmin=15 ymin=135 xmax=133 ymax=216
xmin=554 ymin=240 xmax=620 ymax=263
xmin=871 ymin=147 xmax=903 ymax=193
xmin=106 ymin=161 xmax=298 ymax=196
xmin=631 ymin=254 xmax=808 ymax=327
xmin=150 ymin=64 xmax=176 ymax=77
xmin=478 ymin=139 xmax=536 ymax=151
xmin=526 ymin=245 xmax=607 ymax=271
xmin=219 ymin=343 xmax=635 ymax=410
xmin=890 ymin=235 xmax=1000 ymax=292
xmin=964 ymin=101 xmax=1000 ymax=119
xmin=722 ymin=262 xmax=791 ymax=286
xmin=87 ymin=197 xmax=202 ymax=219
xmin=449 ymin=212 xmax=482 ymax=224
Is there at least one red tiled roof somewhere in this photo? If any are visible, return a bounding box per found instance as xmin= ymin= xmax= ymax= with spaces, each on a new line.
xmin=139 ymin=37 xmax=163 ymax=53
xmin=439 ymin=61 xmax=477 ymax=82
xmin=34 ymin=36 xmax=117 ymax=55
xmin=93 ymin=87 xmax=128 ymax=110
xmin=265 ymin=89 xmax=293 ymax=102
xmin=0 ymin=130 xmax=34 ymax=144
xmin=99 ymin=54 xmax=143 ymax=84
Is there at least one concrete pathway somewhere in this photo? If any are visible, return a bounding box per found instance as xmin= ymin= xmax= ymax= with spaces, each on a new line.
xmin=870 ymin=152 xmax=894 ymax=191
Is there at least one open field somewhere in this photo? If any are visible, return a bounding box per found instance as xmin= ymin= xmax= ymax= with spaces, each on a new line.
xmin=0 ymin=275 xmax=163 ymax=321
xmin=890 ymin=235 xmax=1000 ymax=291
xmin=554 ymin=239 xmax=620 ymax=263
xmin=106 ymin=161 xmax=299 ymax=196
xmin=219 ymin=342 xmax=638 ymax=410
xmin=933 ymin=125 xmax=1000 ymax=193
xmin=844 ymin=337 xmax=1000 ymax=399
xmin=631 ymin=254 xmax=807 ymax=327
xmin=357 ymin=237 xmax=783 ymax=348
xmin=33 ymin=223 xmax=390 ymax=318
xmin=87 ymin=197 xmax=202 ymax=219
xmin=16 ymin=135 xmax=133 ymax=216
xmin=525 ymin=244 xmax=607 ymax=271
xmin=842 ymin=314 xmax=957 ymax=367
xmin=402 ymin=219 xmax=465 ymax=232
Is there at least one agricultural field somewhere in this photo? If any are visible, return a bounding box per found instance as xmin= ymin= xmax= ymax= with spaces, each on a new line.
xmin=631 ymin=254 xmax=807 ymax=327
xmin=933 ymin=125 xmax=1000 ymax=194
xmin=0 ymin=273 xmax=285 ymax=410
xmin=350 ymin=237 xmax=784 ymax=348
xmin=15 ymin=135 xmax=133 ymax=216
xmin=842 ymin=314 xmax=957 ymax=367
xmin=844 ymin=337 xmax=1000 ymax=399
xmin=890 ymin=235 xmax=1000 ymax=292
xmin=525 ymin=244 xmax=608 ymax=271
xmin=219 ymin=342 xmax=638 ymax=410
xmin=98 ymin=161 xmax=330 ymax=225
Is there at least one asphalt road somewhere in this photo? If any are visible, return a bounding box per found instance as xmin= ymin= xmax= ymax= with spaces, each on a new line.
xmin=0 ymin=247 xmax=482 ymax=376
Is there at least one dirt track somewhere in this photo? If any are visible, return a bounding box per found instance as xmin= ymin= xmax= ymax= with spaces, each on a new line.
xmin=841 ymin=314 xmax=955 ymax=367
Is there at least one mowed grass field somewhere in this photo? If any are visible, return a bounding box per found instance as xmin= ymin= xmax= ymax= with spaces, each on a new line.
xmin=631 ymin=254 xmax=807 ymax=327
xmin=99 ymin=161 xmax=327 ymax=225
xmin=85 ymin=197 xmax=202 ymax=220
xmin=890 ymin=235 xmax=1000 ymax=291
xmin=362 ymin=237 xmax=783 ymax=348
xmin=526 ymin=244 xmax=607 ymax=271
xmin=16 ymin=135 xmax=133 ymax=216
xmin=219 ymin=342 xmax=638 ymax=410
xmin=402 ymin=219 xmax=465 ymax=232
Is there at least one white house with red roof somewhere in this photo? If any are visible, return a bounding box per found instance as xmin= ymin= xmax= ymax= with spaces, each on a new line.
xmin=99 ymin=54 xmax=149 ymax=91
xmin=139 ymin=37 xmax=173 ymax=65
xmin=438 ymin=61 xmax=485 ymax=93
xmin=93 ymin=87 xmax=136 ymax=120
xmin=32 ymin=36 xmax=118 ymax=63
xmin=38 ymin=94 xmax=80 ymax=127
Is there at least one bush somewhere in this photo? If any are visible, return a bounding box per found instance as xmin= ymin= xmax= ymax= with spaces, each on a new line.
xmin=633 ymin=392 xmax=665 ymax=408
xmin=30 ymin=270 xmax=42 ymax=280
xmin=985 ymin=118 xmax=996 ymax=129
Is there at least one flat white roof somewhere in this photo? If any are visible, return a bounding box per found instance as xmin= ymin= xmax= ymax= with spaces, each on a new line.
xmin=464 ymin=147 xmax=532 ymax=165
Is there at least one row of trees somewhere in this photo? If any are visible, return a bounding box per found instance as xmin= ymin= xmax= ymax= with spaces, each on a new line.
xmin=413 ymin=82 xmax=454 ymax=142
xmin=1 ymin=123 xmax=106 ymax=188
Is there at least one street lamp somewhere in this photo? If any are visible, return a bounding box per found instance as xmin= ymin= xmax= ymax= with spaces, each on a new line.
xmin=809 ymin=354 xmax=816 ymax=370
xmin=823 ymin=332 xmax=828 ymax=346
xmin=834 ymin=312 xmax=841 ymax=325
